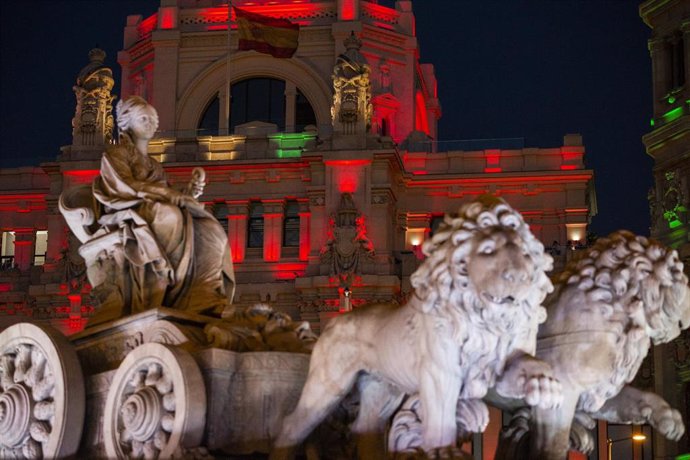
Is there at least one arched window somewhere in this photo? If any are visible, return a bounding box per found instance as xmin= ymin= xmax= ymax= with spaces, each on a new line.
xmin=198 ymin=93 xmax=220 ymax=135
xmin=196 ymin=78 xmax=317 ymax=135
xmin=295 ymin=89 xmax=316 ymax=131
xmin=231 ymin=78 xmax=285 ymax=132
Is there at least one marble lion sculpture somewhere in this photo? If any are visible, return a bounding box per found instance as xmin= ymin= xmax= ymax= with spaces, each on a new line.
xmin=271 ymin=196 xmax=562 ymax=459
xmin=495 ymin=230 xmax=690 ymax=460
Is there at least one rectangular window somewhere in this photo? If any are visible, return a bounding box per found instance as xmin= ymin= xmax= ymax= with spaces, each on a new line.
xmin=283 ymin=200 xmax=300 ymax=247
xmin=1 ymin=231 xmax=15 ymax=269
xmin=34 ymin=230 xmax=48 ymax=266
xmin=247 ymin=202 xmax=264 ymax=248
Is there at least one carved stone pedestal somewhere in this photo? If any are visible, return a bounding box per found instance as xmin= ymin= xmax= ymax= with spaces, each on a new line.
xmin=1 ymin=308 xmax=312 ymax=459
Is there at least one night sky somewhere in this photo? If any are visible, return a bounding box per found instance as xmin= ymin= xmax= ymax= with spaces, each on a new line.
xmin=0 ymin=1 xmax=654 ymax=237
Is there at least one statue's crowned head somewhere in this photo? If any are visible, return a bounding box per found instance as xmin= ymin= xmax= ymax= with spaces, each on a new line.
xmin=115 ymin=96 xmax=159 ymax=141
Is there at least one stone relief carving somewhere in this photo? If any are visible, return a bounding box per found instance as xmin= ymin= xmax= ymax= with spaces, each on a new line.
xmin=660 ymin=170 xmax=687 ymax=226
xmin=332 ymin=32 xmax=373 ymax=135
xmin=648 ymin=186 xmax=661 ymax=233
xmin=496 ymin=230 xmax=690 ymax=459
xmin=103 ymin=342 xmax=206 ymax=459
xmin=71 ymin=48 xmax=116 ymax=147
xmin=272 ymin=196 xmax=560 ymax=458
xmin=59 ymin=96 xmax=235 ymax=326
xmin=320 ymin=193 xmax=374 ymax=283
xmin=205 ymin=303 xmax=317 ymax=353
xmin=378 ymin=61 xmax=393 ymax=94
xmin=0 ymin=323 xmax=84 ymax=459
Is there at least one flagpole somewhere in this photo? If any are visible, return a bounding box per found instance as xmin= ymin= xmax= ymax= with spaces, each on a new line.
xmin=224 ymin=0 xmax=233 ymax=135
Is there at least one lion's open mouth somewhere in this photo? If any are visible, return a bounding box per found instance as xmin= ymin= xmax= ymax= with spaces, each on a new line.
xmin=482 ymin=293 xmax=517 ymax=305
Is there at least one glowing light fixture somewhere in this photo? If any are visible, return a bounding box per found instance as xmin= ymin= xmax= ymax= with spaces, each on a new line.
xmin=667 ymin=95 xmax=676 ymax=104
xmin=663 ymin=106 xmax=684 ymax=123
xmin=607 ymin=432 xmax=646 ymax=460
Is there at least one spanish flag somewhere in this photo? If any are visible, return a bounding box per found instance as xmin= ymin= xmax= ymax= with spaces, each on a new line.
xmin=234 ymin=6 xmax=299 ymax=58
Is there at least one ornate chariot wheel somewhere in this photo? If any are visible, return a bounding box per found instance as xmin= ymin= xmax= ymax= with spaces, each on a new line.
xmin=104 ymin=342 xmax=206 ymax=459
xmin=0 ymin=322 xmax=85 ymax=458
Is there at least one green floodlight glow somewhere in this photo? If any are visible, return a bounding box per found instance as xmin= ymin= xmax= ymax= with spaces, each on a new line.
xmin=650 ymin=118 xmax=655 ymax=127
xmin=663 ymin=106 xmax=684 ymax=123
xmin=675 ymin=454 xmax=690 ymax=460
xmin=270 ymin=132 xmax=316 ymax=142
xmin=276 ymin=149 xmax=301 ymax=159
xmin=269 ymin=132 xmax=316 ymax=159
xmin=669 ymin=219 xmax=682 ymax=229
xmin=667 ymin=95 xmax=676 ymax=104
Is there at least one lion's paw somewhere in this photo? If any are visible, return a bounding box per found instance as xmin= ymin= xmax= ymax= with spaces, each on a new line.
xmin=456 ymin=399 xmax=489 ymax=436
xmin=569 ymin=412 xmax=596 ymax=454
xmin=650 ymin=406 xmax=685 ymax=441
xmin=523 ymin=373 xmax=562 ymax=409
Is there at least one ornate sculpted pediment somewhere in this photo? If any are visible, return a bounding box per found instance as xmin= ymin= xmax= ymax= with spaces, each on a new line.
xmin=71 ymin=49 xmax=116 ymax=147
xmin=331 ymin=32 xmax=372 ymax=135
xmin=319 ymin=193 xmax=374 ymax=282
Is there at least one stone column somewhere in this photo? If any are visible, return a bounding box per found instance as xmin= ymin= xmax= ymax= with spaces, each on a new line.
xmin=219 ymin=87 xmax=230 ymax=136
xmin=670 ymin=34 xmax=683 ymax=89
xmin=117 ymin=51 xmax=132 ymax=99
xmin=682 ymin=22 xmax=690 ymax=92
xmin=370 ymin=189 xmax=395 ymax=260
xmin=308 ymin=191 xmax=326 ymax=266
xmin=647 ymin=39 xmax=668 ymax=116
xmin=227 ymin=201 xmax=248 ymax=264
xmin=298 ymin=200 xmax=311 ymax=261
xmin=337 ymin=0 xmax=359 ymax=21
xmin=13 ymin=229 xmax=35 ymax=271
xmin=285 ymin=82 xmax=297 ymax=133
xmin=46 ymin=210 xmax=66 ymax=265
xmin=648 ymin=38 xmax=670 ymax=116
xmin=263 ymin=200 xmax=284 ymax=262
xmin=151 ymin=29 xmax=181 ymax=135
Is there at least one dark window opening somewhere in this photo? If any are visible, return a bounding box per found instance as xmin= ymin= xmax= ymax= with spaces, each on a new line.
xmin=198 ymin=94 xmax=220 ymax=136
xmin=248 ymin=202 xmax=264 ymax=248
xmin=231 ymin=78 xmax=286 ymax=132
xmin=673 ymin=36 xmax=685 ymax=88
xmin=283 ymin=200 xmax=300 ymax=247
xmin=381 ymin=117 xmax=389 ymax=136
xmin=295 ymin=89 xmax=317 ymax=132
xmin=430 ymin=215 xmax=444 ymax=237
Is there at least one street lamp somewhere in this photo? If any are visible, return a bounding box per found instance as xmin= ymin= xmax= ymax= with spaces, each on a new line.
xmin=607 ymin=433 xmax=646 ymax=460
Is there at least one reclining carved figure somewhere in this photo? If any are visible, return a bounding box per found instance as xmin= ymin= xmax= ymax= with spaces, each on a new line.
xmin=495 ymin=230 xmax=690 ymax=459
xmin=271 ymin=196 xmax=562 ymax=459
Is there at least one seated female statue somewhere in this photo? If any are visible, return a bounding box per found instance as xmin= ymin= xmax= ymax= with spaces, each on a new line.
xmin=86 ymin=96 xmax=234 ymax=318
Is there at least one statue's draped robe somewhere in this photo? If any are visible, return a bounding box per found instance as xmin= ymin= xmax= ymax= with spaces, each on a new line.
xmin=92 ymin=138 xmax=235 ymax=313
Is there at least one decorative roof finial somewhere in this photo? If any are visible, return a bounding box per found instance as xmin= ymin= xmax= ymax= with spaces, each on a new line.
xmin=88 ymin=48 xmax=106 ymax=65
xmin=344 ymin=31 xmax=361 ymax=51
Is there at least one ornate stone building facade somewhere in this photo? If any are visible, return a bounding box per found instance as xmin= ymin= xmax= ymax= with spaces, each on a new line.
xmin=0 ymin=2 xmax=595 ymax=456
xmin=640 ymin=0 xmax=690 ymax=457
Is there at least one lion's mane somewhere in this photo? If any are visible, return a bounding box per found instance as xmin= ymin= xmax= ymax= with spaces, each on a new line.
xmin=551 ymin=230 xmax=689 ymax=411
xmin=409 ymin=196 xmax=554 ymax=383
